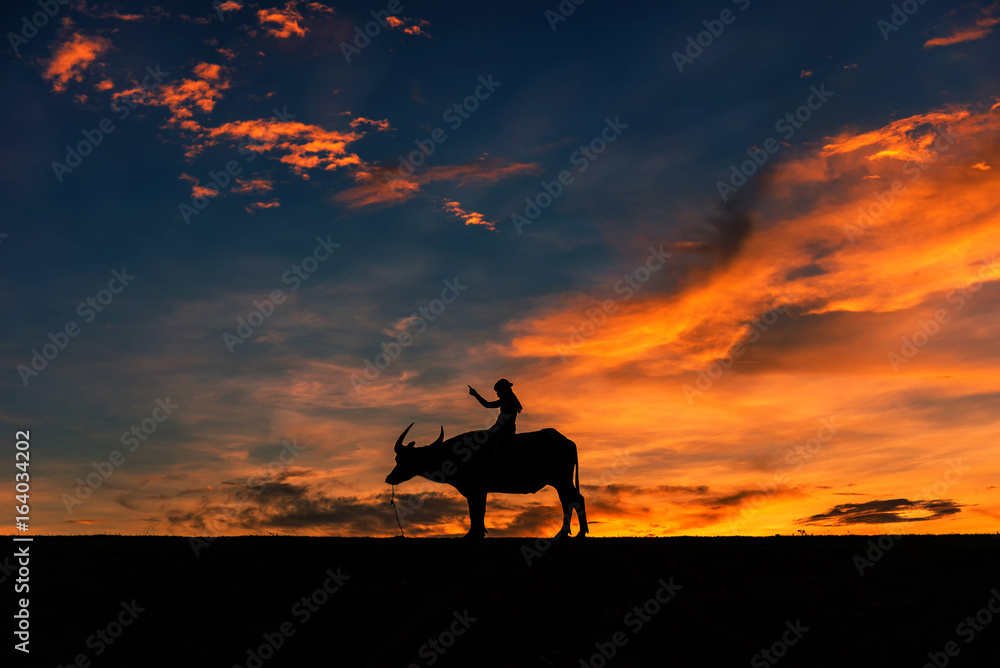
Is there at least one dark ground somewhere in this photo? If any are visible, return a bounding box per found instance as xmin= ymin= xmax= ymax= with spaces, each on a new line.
xmin=9 ymin=534 xmax=1000 ymax=667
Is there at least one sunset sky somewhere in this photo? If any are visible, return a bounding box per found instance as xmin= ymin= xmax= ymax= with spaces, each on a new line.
xmin=2 ymin=0 xmax=999 ymax=538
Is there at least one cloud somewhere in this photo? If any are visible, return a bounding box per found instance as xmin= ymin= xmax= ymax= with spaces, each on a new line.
xmin=163 ymin=472 xmax=469 ymax=536
xmin=204 ymin=118 xmax=362 ymax=176
xmin=799 ymin=498 xmax=965 ymax=525
xmin=924 ymin=4 xmax=1000 ymax=48
xmin=332 ymin=168 xmax=421 ymax=209
xmin=71 ymin=3 xmax=169 ymax=22
xmin=245 ymin=200 xmax=281 ymax=213
xmin=506 ymin=105 xmax=1000 ymax=372
xmin=179 ymin=172 xmax=220 ymax=199
xmin=441 ymin=199 xmax=496 ymax=231
xmin=232 ymin=177 xmax=275 ymax=194
xmin=348 ymin=116 xmax=393 ymax=132
xmin=403 ymin=24 xmax=429 ymax=37
xmin=257 ymin=1 xmax=308 ymax=38
xmin=192 ymin=62 xmax=224 ymax=81
xmin=123 ymin=62 xmax=232 ymax=130
xmin=42 ymin=32 xmax=112 ymax=92
xmin=334 ymin=159 xmax=541 ymax=210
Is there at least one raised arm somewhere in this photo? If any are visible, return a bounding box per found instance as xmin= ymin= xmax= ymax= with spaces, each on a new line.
xmin=469 ymin=385 xmax=501 ymax=408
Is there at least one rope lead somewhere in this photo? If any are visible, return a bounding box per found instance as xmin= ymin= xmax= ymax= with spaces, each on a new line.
xmin=389 ymin=484 xmax=405 ymax=538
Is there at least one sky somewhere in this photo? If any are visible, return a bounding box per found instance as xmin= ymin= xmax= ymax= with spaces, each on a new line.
xmin=2 ymin=0 xmax=999 ymax=538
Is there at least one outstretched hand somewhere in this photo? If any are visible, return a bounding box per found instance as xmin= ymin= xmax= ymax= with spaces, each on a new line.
xmin=468 ymin=385 xmax=477 ymax=396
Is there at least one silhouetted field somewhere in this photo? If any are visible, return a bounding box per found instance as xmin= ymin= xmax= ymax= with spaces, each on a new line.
xmin=20 ymin=534 xmax=1000 ymax=667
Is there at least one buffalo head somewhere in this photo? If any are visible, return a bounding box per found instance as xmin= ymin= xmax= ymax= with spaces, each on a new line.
xmin=384 ymin=423 xmax=444 ymax=485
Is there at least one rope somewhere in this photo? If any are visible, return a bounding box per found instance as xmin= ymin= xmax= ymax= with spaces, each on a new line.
xmin=389 ymin=484 xmax=405 ymax=538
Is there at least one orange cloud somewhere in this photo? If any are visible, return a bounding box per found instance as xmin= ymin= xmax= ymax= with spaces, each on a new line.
xmin=179 ymin=173 xmax=220 ymax=199
xmin=218 ymin=0 xmax=243 ymax=11
xmin=512 ymin=106 xmax=1000 ymax=370
xmin=306 ymin=2 xmax=334 ymax=13
xmin=232 ymin=177 xmax=275 ymax=194
xmin=245 ymin=200 xmax=281 ymax=212
xmin=387 ymin=17 xmax=430 ymax=36
xmin=349 ymin=116 xmax=392 ymax=132
xmin=127 ymin=63 xmax=231 ymax=129
xmin=924 ymin=5 xmax=1000 ymax=48
xmin=73 ymin=4 xmax=169 ymax=21
xmin=334 ymin=169 xmax=420 ymax=209
xmin=192 ymin=62 xmax=223 ymax=81
xmin=204 ymin=119 xmax=362 ymax=176
xmin=95 ymin=78 xmax=113 ymax=91
xmin=334 ymin=159 xmax=541 ymax=209
xmin=257 ymin=1 xmax=307 ymax=38
xmin=468 ymin=103 xmax=1000 ymax=535
xmin=43 ymin=33 xmax=111 ymax=92
xmin=441 ymin=200 xmax=496 ymax=231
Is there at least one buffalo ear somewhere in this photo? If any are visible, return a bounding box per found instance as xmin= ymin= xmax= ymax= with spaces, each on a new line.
xmin=406 ymin=441 xmax=415 ymax=449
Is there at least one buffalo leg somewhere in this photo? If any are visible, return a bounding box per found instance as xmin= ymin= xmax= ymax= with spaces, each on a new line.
xmin=554 ymin=484 xmax=574 ymax=538
xmin=464 ymin=491 xmax=487 ymax=539
xmin=573 ymin=491 xmax=589 ymax=537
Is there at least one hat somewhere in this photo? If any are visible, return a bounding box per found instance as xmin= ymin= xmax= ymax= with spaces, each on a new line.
xmin=493 ymin=378 xmax=513 ymax=391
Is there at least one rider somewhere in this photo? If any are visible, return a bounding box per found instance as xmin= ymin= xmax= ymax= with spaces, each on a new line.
xmin=468 ymin=379 xmax=522 ymax=467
